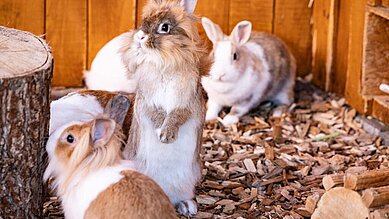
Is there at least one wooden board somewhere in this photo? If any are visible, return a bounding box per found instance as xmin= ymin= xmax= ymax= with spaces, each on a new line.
xmin=362 ymin=11 xmax=389 ymax=96
xmin=229 ymin=0 xmax=274 ymax=33
xmin=372 ymin=96 xmax=389 ymax=124
xmin=330 ymin=0 xmax=351 ymax=95
xmin=195 ymin=0 xmax=230 ymax=48
xmin=344 ymin=0 xmax=367 ymax=113
xmin=312 ymin=0 xmax=337 ymax=90
xmin=383 ymin=0 xmax=389 ymax=7
xmin=136 ymin=0 xmax=148 ymax=27
xmin=196 ymin=0 xmax=230 ymax=33
xmin=0 ymin=0 xmax=45 ymax=35
xmin=88 ymin=0 xmax=136 ymax=68
xmin=273 ymin=0 xmax=312 ymax=76
xmin=46 ymin=0 xmax=87 ymax=87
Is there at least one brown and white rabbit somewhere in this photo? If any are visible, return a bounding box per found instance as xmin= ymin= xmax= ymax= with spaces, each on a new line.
xmin=83 ymin=32 xmax=137 ymax=93
xmin=44 ymin=117 xmax=177 ymax=219
xmin=50 ymin=90 xmax=133 ymax=140
xmin=201 ymin=17 xmax=296 ymax=126
xmin=121 ymin=0 xmax=206 ymax=216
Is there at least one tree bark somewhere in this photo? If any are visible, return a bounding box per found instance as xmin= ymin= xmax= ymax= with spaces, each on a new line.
xmin=0 ymin=26 xmax=53 ymax=218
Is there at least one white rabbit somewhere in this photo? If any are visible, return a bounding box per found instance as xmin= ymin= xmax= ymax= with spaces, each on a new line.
xmin=201 ymin=17 xmax=296 ymax=126
xmin=121 ymin=0 xmax=207 ymax=216
xmin=44 ymin=117 xmax=177 ymax=219
xmin=83 ymin=32 xmax=137 ymax=93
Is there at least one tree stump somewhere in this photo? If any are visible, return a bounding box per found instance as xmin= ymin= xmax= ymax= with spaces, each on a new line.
xmin=0 ymin=26 xmax=53 ymax=218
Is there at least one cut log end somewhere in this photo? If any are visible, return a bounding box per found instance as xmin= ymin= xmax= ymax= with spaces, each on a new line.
xmin=311 ymin=187 xmax=369 ymax=219
xmin=323 ymin=174 xmax=344 ymax=191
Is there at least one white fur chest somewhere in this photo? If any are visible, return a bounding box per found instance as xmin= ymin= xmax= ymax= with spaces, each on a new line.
xmin=138 ymin=69 xmax=193 ymax=113
xmin=61 ymin=163 xmax=134 ymax=219
xmin=134 ymin=117 xmax=200 ymax=204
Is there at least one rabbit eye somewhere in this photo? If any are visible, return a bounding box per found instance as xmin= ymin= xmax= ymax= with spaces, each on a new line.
xmin=157 ymin=23 xmax=171 ymax=34
xmin=233 ymin=52 xmax=239 ymax=61
xmin=66 ymin=134 xmax=75 ymax=144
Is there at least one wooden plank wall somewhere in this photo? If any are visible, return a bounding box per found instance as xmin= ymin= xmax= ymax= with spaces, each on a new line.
xmin=0 ymin=0 xmax=313 ymax=87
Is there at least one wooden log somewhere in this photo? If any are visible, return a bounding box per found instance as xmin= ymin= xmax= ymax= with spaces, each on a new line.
xmin=0 ymin=26 xmax=53 ymax=218
xmin=311 ymin=187 xmax=369 ymax=219
xmin=323 ymin=174 xmax=344 ymax=191
xmin=344 ymin=169 xmax=389 ymax=190
xmin=362 ymin=185 xmax=389 ymax=208
xmin=370 ymin=208 xmax=389 ymax=219
xmin=305 ymin=193 xmax=321 ymax=214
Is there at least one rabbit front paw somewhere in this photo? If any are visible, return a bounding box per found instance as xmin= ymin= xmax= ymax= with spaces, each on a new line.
xmin=156 ymin=126 xmax=178 ymax=144
xmin=222 ymin=114 xmax=239 ymax=126
xmin=176 ymin=199 xmax=197 ymax=216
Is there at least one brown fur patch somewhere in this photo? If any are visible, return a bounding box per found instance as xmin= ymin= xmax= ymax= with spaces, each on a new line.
xmin=78 ymin=90 xmax=117 ymax=107
xmin=55 ymin=124 xmax=91 ymax=163
xmin=248 ymin=32 xmax=296 ymax=104
xmin=85 ymin=170 xmax=177 ymax=219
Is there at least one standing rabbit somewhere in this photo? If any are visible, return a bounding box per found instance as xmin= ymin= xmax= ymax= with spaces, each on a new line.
xmin=84 ymin=32 xmax=137 ymax=93
xmin=201 ymin=17 xmax=296 ymax=126
xmin=122 ymin=0 xmax=206 ymax=216
xmin=44 ymin=117 xmax=177 ymax=219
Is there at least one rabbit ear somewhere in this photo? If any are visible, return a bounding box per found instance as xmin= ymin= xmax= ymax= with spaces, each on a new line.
xmin=230 ymin=21 xmax=252 ymax=46
xmin=179 ymin=0 xmax=198 ymax=14
xmin=92 ymin=118 xmax=116 ymax=146
xmin=104 ymin=95 xmax=130 ymax=127
xmin=202 ymin=17 xmax=224 ymax=44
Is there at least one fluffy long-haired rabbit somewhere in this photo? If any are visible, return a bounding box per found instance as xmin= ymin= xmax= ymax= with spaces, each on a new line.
xmin=50 ymin=90 xmax=133 ymax=140
xmin=201 ymin=17 xmax=296 ymax=126
xmin=121 ymin=0 xmax=206 ymax=215
xmin=44 ymin=117 xmax=177 ymax=219
xmin=83 ymin=32 xmax=137 ymax=93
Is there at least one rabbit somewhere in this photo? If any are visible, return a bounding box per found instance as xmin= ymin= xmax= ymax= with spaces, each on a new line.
xmin=50 ymin=90 xmax=133 ymax=141
xmin=201 ymin=17 xmax=296 ymax=126
xmin=121 ymin=0 xmax=207 ymax=216
xmin=44 ymin=117 xmax=177 ymax=219
xmin=83 ymin=32 xmax=137 ymax=93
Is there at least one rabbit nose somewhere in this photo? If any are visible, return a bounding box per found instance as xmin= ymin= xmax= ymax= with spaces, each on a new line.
xmin=135 ymin=31 xmax=148 ymax=42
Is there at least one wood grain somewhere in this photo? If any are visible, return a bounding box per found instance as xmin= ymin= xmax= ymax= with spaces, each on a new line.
xmin=362 ymin=10 xmax=389 ymax=96
xmin=0 ymin=0 xmax=45 ymax=35
xmin=372 ymin=96 xmax=389 ymax=124
xmin=46 ymin=0 xmax=87 ymax=87
xmin=273 ymin=0 xmax=313 ymax=76
xmin=195 ymin=0 xmax=230 ymax=47
xmin=312 ymin=0 xmax=337 ymax=90
xmin=330 ymin=0 xmax=351 ymax=95
xmin=136 ymin=0 xmax=148 ymax=27
xmin=229 ymin=0 xmax=274 ymax=33
xmin=344 ymin=0 xmax=367 ymax=113
xmin=311 ymin=187 xmax=369 ymax=219
xmin=88 ymin=0 xmax=136 ymax=68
